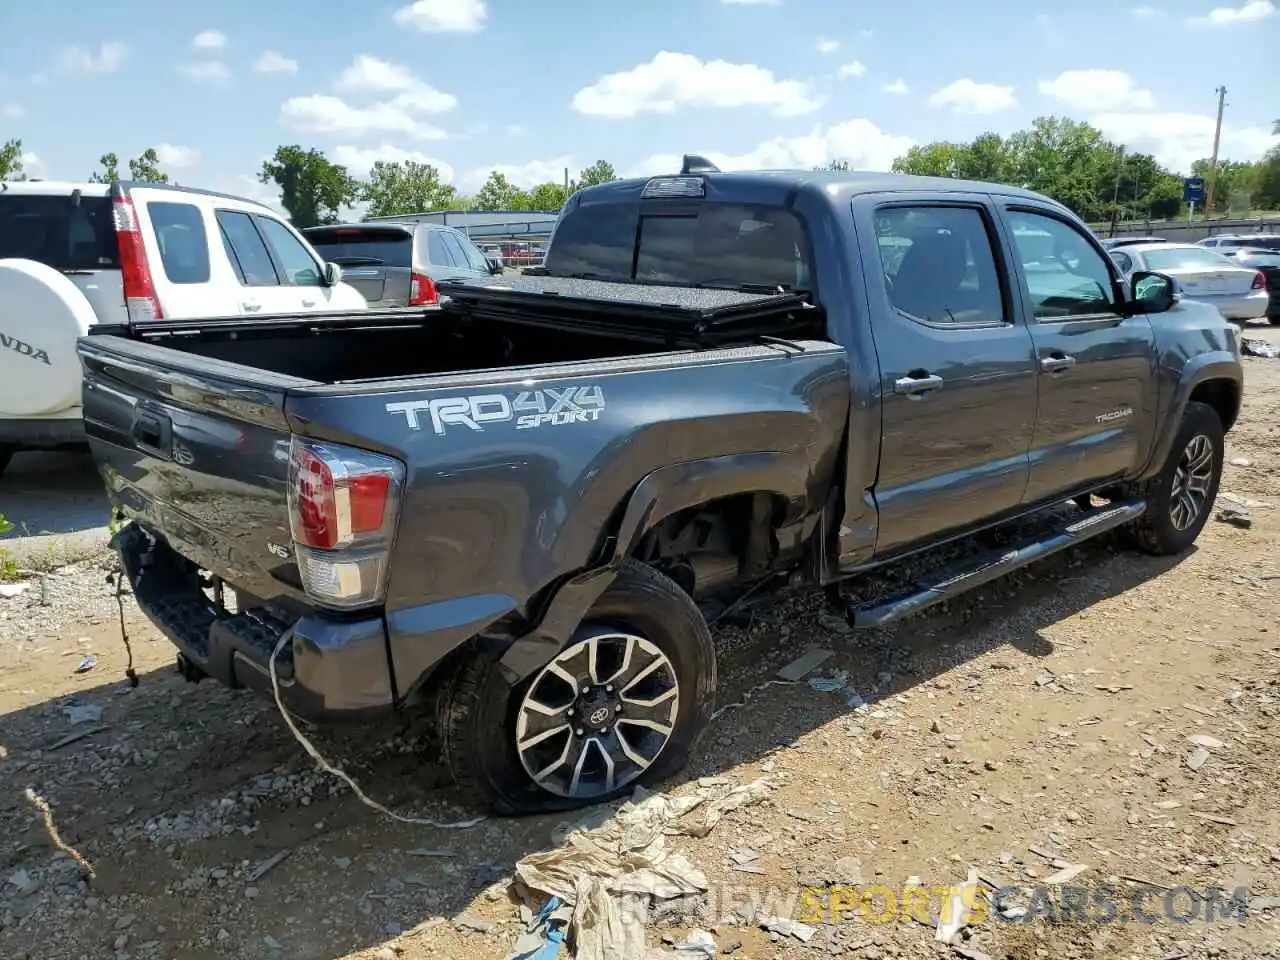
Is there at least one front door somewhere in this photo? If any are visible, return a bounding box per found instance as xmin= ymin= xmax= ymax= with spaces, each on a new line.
xmin=997 ymin=205 xmax=1157 ymax=504
xmin=855 ymin=195 xmax=1038 ymax=557
xmin=215 ymin=210 xmax=303 ymax=316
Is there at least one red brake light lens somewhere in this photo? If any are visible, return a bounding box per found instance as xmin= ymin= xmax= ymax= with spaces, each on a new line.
xmin=113 ymin=194 xmax=164 ymax=322
xmin=287 ymin=438 xmax=404 ymax=552
xmin=409 ymin=272 xmax=438 ymax=306
xmin=1252 ymin=270 xmax=1266 ymax=290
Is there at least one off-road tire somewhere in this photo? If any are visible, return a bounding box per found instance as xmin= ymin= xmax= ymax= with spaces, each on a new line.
xmin=434 ymin=560 xmax=717 ymax=815
xmin=1122 ymin=401 xmax=1224 ymax=556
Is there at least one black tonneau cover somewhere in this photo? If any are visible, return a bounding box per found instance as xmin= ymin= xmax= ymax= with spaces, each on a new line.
xmin=437 ymin=274 xmax=819 ymax=347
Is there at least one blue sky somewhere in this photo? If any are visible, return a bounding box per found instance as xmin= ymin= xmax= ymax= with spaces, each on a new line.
xmin=1 ymin=0 xmax=1276 ymax=206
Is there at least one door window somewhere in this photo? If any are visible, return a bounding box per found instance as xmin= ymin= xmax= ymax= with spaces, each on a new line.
xmin=254 ymin=216 xmax=322 ymax=286
xmin=1006 ymin=210 xmax=1118 ymax=319
xmin=873 ymin=205 xmax=1006 ymax=326
xmin=1109 ymin=250 xmax=1133 ymax=273
xmin=216 ymin=211 xmax=279 ymax=286
xmin=426 ymin=230 xmax=461 ymax=267
xmin=148 ymin=202 xmax=210 ymax=284
xmin=453 ymin=231 xmax=492 ymax=272
xmin=439 ymin=232 xmax=474 ymax=271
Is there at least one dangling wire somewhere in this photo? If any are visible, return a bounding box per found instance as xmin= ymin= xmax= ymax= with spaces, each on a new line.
xmin=109 ymin=566 xmax=138 ymax=688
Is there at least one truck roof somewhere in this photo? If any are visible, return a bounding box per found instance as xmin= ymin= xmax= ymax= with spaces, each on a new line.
xmin=582 ymin=168 xmax=1057 ymax=208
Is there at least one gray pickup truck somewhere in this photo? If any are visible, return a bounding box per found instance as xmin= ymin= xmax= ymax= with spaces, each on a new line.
xmin=78 ymin=158 xmax=1244 ymax=814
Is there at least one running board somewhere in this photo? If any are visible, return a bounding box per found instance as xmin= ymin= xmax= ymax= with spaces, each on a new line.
xmin=848 ymin=499 xmax=1146 ymax=629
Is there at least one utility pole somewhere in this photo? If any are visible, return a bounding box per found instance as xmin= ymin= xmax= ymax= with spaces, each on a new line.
xmin=1204 ymin=85 xmax=1227 ymax=216
xmin=1109 ymin=144 xmax=1126 ymax=236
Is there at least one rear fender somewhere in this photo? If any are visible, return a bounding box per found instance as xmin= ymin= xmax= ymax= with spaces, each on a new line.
xmin=495 ymin=451 xmax=812 ymax=685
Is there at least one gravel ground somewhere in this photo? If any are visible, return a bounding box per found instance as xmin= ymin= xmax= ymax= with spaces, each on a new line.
xmin=1 ymin=327 xmax=1278 ymax=960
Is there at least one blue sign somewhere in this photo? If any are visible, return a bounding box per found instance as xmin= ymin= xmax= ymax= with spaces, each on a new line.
xmin=1183 ymin=177 xmax=1205 ymax=204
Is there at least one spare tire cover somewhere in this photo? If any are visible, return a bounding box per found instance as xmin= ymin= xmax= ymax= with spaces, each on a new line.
xmin=0 ymin=258 xmax=97 ymax=417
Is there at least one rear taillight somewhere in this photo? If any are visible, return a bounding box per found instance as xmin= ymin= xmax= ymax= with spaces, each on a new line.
xmin=1251 ymin=270 xmax=1266 ymax=290
xmin=286 ymin=437 xmax=405 ymax=608
xmin=408 ymin=272 xmax=438 ymax=306
xmin=112 ymin=194 xmax=163 ymax=322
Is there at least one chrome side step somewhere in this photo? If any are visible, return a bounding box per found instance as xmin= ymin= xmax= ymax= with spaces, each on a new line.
xmin=848 ymin=500 xmax=1146 ymax=629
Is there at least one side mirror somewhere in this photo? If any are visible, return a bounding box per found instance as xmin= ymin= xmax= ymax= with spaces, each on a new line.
xmin=487 ymin=257 xmax=503 ymax=275
xmin=323 ymin=261 xmax=343 ymax=286
xmin=1128 ymin=271 xmax=1177 ymax=314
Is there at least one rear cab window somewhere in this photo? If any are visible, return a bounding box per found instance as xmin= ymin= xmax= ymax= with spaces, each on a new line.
xmin=546 ymin=200 xmax=811 ymax=293
xmin=148 ymin=201 xmax=211 ymax=284
xmin=303 ymin=225 xmax=413 ymax=267
xmin=0 ymin=192 xmax=119 ymax=270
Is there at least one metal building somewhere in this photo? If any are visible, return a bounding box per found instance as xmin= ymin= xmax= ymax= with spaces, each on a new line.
xmin=363 ymin=209 xmax=559 ymax=241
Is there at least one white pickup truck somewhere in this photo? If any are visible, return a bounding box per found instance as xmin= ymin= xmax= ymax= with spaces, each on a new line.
xmin=0 ymin=180 xmax=367 ymax=477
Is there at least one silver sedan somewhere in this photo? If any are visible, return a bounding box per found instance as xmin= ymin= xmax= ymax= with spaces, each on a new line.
xmin=1107 ymin=242 xmax=1269 ymax=322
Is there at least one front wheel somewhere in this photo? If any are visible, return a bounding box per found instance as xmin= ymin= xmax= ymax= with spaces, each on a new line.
xmin=1123 ymin=401 xmax=1224 ymax=555
xmin=436 ymin=560 xmax=717 ymax=814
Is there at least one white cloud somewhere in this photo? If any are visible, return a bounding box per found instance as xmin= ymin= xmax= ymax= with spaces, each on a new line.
xmin=332 ymin=55 xmax=458 ymax=111
xmin=928 ymin=78 xmax=1017 ymax=115
xmin=816 ymin=38 xmax=840 ymax=54
xmin=210 ymin=173 xmax=287 ymax=215
xmin=459 ymin=156 xmax=574 ymax=192
xmin=837 ymin=61 xmax=866 ymax=79
xmin=19 ymin=152 xmax=42 ymax=176
xmin=254 ymin=51 xmax=298 ymax=74
xmin=180 ymin=61 xmax=232 ymax=85
xmin=1132 ymin=5 xmax=1157 ymax=15
xmin=392 ymin=0 xmax=487 ymax=32
xmin=1038 ymin=70 xmax=1155 ymax=111
xmin=332 ymin=144 xmax=455 ymax=183
xmin=883 ymin=78 xmax=910 ymax=95
xmin=59 ymin=42 xmax=128 ymax=74
xmin=629 ymin=118 xmax=913 ymax=178
xmin=154 ymin=143 xmax=200 ymax=169
xmin=280 ymin=94 xmax=449 ymax=139
xmin=1091 ymin=112 xmax=1277 ymax=173
xmin=1190 ymin=0 xmax=1274 ymax=23
xmin=192 ymin=30 xmax=226 ymax=50
xmin=1 ymin=103 xmax=23 ymax=120
xmin=573 ymin=52 xmax=820 ymax=119
xmin=506 ymin=124 xmax=527 ymax=135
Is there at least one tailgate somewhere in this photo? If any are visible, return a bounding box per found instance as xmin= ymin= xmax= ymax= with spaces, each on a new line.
xmin=78 ymin=333 xmax=311 ymax=605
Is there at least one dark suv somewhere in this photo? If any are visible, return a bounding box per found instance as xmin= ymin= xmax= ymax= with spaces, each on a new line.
xmin=302 ymin=221 xmax=500 ymax=307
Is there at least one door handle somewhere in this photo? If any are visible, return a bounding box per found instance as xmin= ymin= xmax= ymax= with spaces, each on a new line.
xmin=1040 ymin=354 xmax=1076 ymax=373
xmin=894 ymin=373 xmax=944 ymax=397
xmin=301 ymin=298 xmax=316 ymax=307
xmin=242 ymin=301 xmax=262 ymax=312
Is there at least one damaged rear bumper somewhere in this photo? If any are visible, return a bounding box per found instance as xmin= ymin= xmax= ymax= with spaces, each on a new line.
xmin=115 ymin=523 xmax=396 ymax=721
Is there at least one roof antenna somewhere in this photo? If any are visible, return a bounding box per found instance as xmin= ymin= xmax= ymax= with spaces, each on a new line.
xmin=680 ymin=154 xmax=720 ymax=175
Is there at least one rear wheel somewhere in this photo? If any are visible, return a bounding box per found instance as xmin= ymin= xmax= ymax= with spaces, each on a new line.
xmin=1122 ymin=401 xmax=1224 ymax=555
xmin=436 ymin=560 xmax=717 ymax=814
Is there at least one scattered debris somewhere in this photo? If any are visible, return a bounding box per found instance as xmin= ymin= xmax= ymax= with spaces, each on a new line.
xmin=63 ymin=703 xmax=103 ymax=725
xmin=1189 ymin=812 xmax=1238 ymax=827
xmin=1185 ymin=747 xmax=1211 ymax=771
xmin=1241 ymin=337 xmax=1276 ymax=358
xmin=245 ymin=850 xmax=290 ymax=883
xmin=776 ymin=647 xmax=836 ymax=682
xmin=1217 ymin=507 xmax=1253 ymax=528
xmin=0 ymin=582 xmax=30 ymax=599
xmin=1043 ymin=863 xmax=1090 ymax=885
xmin=24 ymin=788 xmax=94 ymax=880
xmin=47 ymin=724 xmax=109 ymax=751
xmin=935 ymin=868 xmax=981 ymax=943
xmin=807 ymin=669 xmax=849 ymax=693
xmin=673 ymin=929 xmax=717 ymax=956
xmin=1187 ymin=733 xmax=1225 ymax=750
xmin=758 ymin=913 xmax=816 ymax=942
xmin=1229 ymin=456 xmax=1253 ymax=467
xmin=73 ymin=654 xmax=96 ymax=674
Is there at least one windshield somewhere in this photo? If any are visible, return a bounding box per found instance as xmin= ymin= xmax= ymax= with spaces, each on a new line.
xmin=0 ymin=193 xmax=119 ymax=270
xmin=546 ymin=201 xmax=812 ymax=292
xmin=1142 ymin=246 xmax=1236 ymax=271
xmin=303 ymin=227 xmax=412 ymax=266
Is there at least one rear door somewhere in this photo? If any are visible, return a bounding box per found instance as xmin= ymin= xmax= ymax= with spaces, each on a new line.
xmin=854 ymin=193 xmax=1039 ymax=555
xmin=303 ymin=225 xmax=414 ymax=306
xmin=996 ymin=203 xmax=1158 ymax=503
xmin=443 ymin=229 xmax=496 ymax=279
xmin=0 ymin=187 xmax=126 ymax=323
xmin=129 ymin=191 xmax=230 ymax=320
xmin=423 ymin=227 xmax=475 ymax=283
xmin=214 ymin=209 xmax=301 ymax=315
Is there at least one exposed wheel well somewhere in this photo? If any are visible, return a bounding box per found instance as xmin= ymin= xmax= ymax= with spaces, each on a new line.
xmin=629 ymin=492 xmax=791 ymax=598
xmin=1189 ymin=379 xmax=1240 ymax=433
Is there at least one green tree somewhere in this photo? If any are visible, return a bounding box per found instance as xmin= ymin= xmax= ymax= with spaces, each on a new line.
xmin=525 ymin=182 xmax=568 ymax=210
xmin=88 ymin=152 xmax=121 ymax=183
xmin=891 ymin=141 xmax=970 ymax=177
xmin=128 ymin=147 xmax=168 ymax=183
xmin=815 ymin=159 xmax=851 ymax=172
xmin=361 ymin=160 xmax=456 ymax=218
xmin=576 ymin=160 xmax=618 ymax=190
xmin=0 ymin=138 xmax=24 ymax=180
xmin=259 ymin=145 xmax=361 ymax=228
xmin=474 ymin=171 xmax=520 ymax=211
xmin=1255 ymin=147 xmax=1280 ymax=211
xmin=1190 ymin=158 xmax=1259 ymax=215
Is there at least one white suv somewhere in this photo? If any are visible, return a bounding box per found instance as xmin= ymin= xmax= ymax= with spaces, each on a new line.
xmin=0 ymin=179 xmax=367 ymax=477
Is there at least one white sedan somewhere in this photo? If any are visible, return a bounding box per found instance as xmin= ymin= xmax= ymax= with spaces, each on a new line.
xmin=1108 ymin=242 xmax=1270 ymax=322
